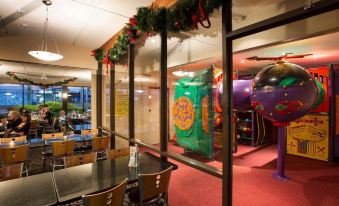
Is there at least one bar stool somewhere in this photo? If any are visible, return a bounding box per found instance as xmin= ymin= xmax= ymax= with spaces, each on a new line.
xmin=51 ymin=140 xmax=75 ymax=171
xmin=92 ymin=136 xmax=110 ymax=160
xmin=41 ymin=132 xmax=64 ymax=172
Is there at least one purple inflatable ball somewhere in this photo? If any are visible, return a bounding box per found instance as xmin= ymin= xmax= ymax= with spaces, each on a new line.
xmin=250 ymin=61 xmax=318 ymax=123
xmin=216 ymin=79 xmax=252 ymax=111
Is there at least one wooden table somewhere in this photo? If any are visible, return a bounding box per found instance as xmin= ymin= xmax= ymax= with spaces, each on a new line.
xmin=0 ymin=172 xmax=57 ymax=206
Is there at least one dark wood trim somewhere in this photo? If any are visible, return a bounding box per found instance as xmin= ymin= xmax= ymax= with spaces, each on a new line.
xmin=82 ymin=87 xmax=85 ymax=113
xmin=21 ymin=84 xmax=24 ymax=107
xmin=110 ymin=64 xmax=116 ymax=149
xmin=160 ymin=30 xmax=168 ymax=161
xmin=222 ymin=1 xmax=233 ymax=206
xmin=128 ymin=44 xmax=135 ymax=145
xmin=328 ymin=64 xmax=335 ymax=162
xmin=226 ymin=0 xmax=339 ymax=40
xmin=62 ymin=86 xmax=68 ymax=112
xmin=96 ymin=62 xmax=103 ymax=135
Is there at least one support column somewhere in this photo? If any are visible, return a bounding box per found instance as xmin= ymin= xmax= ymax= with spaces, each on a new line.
xmin=96 ymin=62 xmax=103 ymax=135
xmin=110 ymin=64 xmax=116 ymax=149
xmin=160 ymin=31 xmax=168 ymax=161
xmin=128 ymin=44 xmax=135 ymax=145
xmin=62 ymin=86 xmax=68 ymax=112
xmin=222 ymin=1 xmax=233 ymax=206
xmin=273 ymin=126 xmax=288 ymax=180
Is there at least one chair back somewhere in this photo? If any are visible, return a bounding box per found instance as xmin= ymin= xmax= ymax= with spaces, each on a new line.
xmin=82 ymin=178 xmax=128 ymax=206
xmin=139 ymin=166 xmax=173 ymax=203
xmin=64 ymin=153 xmax=96 ymax=168
xmin=0 ymin=144 xmax=29 ymax=165
xmin=0 ymin=163 xmax=23 ymax=182
xmin=52 ymin=140 xmax=75 ymax=157
xmin=81 ymin=129 xmax=98 ymax=135
xmin=30 ymin=120 xmax=38 ymax=130
xmin=107 ymin=148 xmax=130 ymax=160
xmin=0 ymin=136 xmax=27 ymax=144
xmin=42 ymin=132 xmax=64 ymax=140
xmin=92 ymin=136 xmax=110 ymax=152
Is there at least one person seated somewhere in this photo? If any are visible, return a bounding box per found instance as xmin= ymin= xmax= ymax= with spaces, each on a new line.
xmin=41 ymin=105 xmax=53 ymax=125
xmin=58 ymin=110 xmax=67 ymax=132
xmin=3 ymin=109 xmax=22 ymax=137
xmin=14 ymin=112 xmax=31 ymax=136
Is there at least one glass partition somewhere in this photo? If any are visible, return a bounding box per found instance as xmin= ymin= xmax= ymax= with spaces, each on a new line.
xmin=0 ymin=84 xmax=23 ymax=116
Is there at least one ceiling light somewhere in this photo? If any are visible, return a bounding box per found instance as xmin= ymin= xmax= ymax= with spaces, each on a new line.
xmin=172 ymin=71 xmax=186 ymax=77
xmin=241 ymin=60 xmax=245 ymax=63
xmin=136 ymin=89 xmax=144 ymax=94
xmin=4 ymin=93 xmax=12 ymax=96
xmin=28 ymin=0 xmax=63 ymax=61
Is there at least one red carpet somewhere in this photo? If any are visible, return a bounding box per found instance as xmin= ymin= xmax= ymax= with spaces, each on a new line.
xmin=144 ymin=143 xmax=339 ymax=206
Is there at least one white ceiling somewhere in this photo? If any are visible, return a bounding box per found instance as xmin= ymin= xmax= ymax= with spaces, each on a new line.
xmin=0 ymin=0 xmax=153 ymax=48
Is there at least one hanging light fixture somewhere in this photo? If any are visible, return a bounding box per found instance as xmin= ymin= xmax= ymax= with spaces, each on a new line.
xmin=28 ymin=0 xmax=63 ymax=61
xmin=41 ymin=73 xmax=48 ymax=80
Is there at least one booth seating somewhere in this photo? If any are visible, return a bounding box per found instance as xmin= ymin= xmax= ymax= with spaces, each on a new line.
xmin=82 ymin=178 xmax=128 ymax=206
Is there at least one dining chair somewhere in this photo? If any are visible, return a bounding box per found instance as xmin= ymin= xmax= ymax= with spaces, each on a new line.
xmin=0 ymin=144 xmax=30 ymax=176
xmin=107 ymin=148 xmax=130 ymax=160
xmin=81 ymin=129 xmax=97 ymax=135
xmin=28 ymin=120 xmax=38 ymax=139
xmin=64 ymin=153 xmax=97 ymax=168
xmin=0 ymin=163 xmax=23 ymax=182
xmin=0 ymin=136 xmax=27 ymax=144
xmin=82 ymin=178 xmax=128 ymax=206
xmin=92 ymin=136 xmax=110 ymax=160
xmin=51 ymin=140 xmax=75 ymax=171
xmin=41 ymin=132 xmax=64 ymax=171
xmin=128 ymin=166 xmax=173 ymax=206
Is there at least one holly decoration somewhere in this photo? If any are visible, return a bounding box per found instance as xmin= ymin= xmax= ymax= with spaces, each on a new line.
xmin=6 ymin=72 xmax=77 ymax=88
xmin=92 ymin=0 xmax=223 ymax=64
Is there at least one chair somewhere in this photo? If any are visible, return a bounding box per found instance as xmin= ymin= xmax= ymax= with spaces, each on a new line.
xmin=64 ymin=153 xmax=97 ymax=168
xmin=41 ymin=132 xmax=64 ymax=171
xmin=82 ymin=178 xmax=128 ymax=206
xmin=0 ymin=144 xmax=30 ymax=176
xmin=51 ymin=140 xmax=75 ymax=171
xmin=0 ymin=163 xmax=23 ymax=182
xmin=92 ymin=136 xmax=110 ymax=160
xmin=128 ymin=166 xmax=173 ymax=205
xmin=107 ymin=148 xmax=130 ymax=160
xmin=28 ymin=120 xmax=39 ymax=139
xmin=42 ymin=132 xmax=64 ymax=141
xmin=81 ymin=129 xmax=98 ymax=135
xmin=0 ymin=136 xmax=27 ymax=144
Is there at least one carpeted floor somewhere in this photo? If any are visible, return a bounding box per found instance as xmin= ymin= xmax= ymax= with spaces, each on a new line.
xmin=162 ymin=143 xmax=339 ymax=206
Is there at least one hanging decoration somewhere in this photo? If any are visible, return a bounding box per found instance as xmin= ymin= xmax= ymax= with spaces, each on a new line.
xmin=6 ymin=72 xmax=77 ymax=88
xmin=91 ymin=0 xmax=223 ymax=64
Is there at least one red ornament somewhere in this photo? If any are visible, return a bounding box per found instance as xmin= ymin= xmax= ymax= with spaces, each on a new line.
xmin=129 ymin=37 xmax=136 ymax=44
xmin=126 ymin=29 xmax=132 ymax=36
xmin=175 ymin=21 xmax=181 ymax=28
xmin=129 ymin=15 xmax=137 ymax=27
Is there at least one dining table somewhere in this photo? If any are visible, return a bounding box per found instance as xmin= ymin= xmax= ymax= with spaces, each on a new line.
xmin=0 ymin=152 xmax=177 ymax=205
xmin=0 ymin=172 xmax=57 ymax=206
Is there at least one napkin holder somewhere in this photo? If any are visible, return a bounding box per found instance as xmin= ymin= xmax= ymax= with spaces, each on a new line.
xmin=128 ymin=145 xmax=139 ymax=167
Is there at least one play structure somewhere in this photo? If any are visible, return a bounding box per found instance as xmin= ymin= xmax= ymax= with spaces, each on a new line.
xmin=172 ymin=55 xmax=339 ymax=179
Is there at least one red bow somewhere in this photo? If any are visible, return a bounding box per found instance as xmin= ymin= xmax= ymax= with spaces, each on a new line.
xmin=191 ymin=0 xmax=211 ymax=30
xmin=91 ymin=49 xmax=96 ymax=56
xmin=101 ymin=52 xmax=112 ymax=77
xmin=129 ymin=15 xmax=137 ymax=27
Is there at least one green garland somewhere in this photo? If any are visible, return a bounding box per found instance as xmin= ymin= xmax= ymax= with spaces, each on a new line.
xmin=93 ymin=0 xmax=223 ymax=64
xmin=6 ymin=72 xmax=77 ymax=88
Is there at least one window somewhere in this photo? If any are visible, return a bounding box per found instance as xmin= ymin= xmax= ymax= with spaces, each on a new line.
xmin=0 ymin=84 xmax=23 ymax=115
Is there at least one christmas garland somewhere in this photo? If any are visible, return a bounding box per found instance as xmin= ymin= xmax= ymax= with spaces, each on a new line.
xmin=6 ymin=72 xmax=77 ymax=88
xmin=92 ymin=0 xmax=223 ymax=72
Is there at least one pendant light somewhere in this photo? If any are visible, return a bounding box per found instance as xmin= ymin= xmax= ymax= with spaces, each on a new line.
xmin=28 ymin=0 xmax=63 ymax=61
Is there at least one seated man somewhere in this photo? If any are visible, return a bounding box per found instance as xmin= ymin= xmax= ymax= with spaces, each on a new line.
xmin=3 ymin=109 xmax=22 ymax=137
xmin=14 ymin=112 xmax=31 ymax=136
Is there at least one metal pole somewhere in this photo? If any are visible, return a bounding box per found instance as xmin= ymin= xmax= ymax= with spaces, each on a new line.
xmin=222 ymin=0 xmax=233 ymax=205
xmin=160 ymin=30 xmax=168 ymax=161
xmin=128 ymin=44 xmax=135 ymax=145
xmin=273 ymin=126 xmax=288 ymax=180
xmin=97 ymin=62 xmax=103 ymax=135
xmin=110 ymin=64 xmax=116 ymax=149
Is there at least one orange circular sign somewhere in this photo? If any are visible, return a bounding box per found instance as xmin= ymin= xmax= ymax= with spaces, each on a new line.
xmin=173 ymin=97 xmax=195 ymax=130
